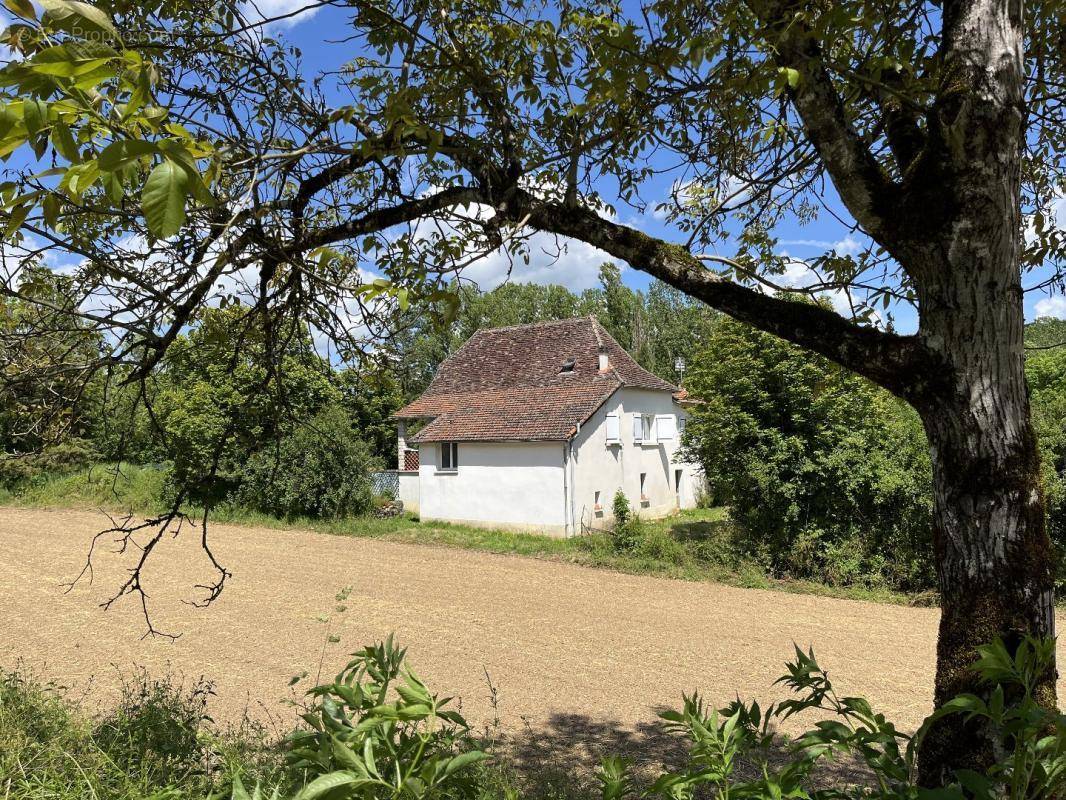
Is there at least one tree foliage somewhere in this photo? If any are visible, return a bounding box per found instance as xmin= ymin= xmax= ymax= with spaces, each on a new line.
xmin=684 ymin=309 xmax=935 ymax=591
xmin=235 ymin=405 xmax=378 ymax=520
xmin=154 ymin=307 xmax=338 ymax=506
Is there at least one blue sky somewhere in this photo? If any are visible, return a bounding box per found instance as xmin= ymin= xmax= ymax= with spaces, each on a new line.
xmin=258 ymin=2 xmax=1066 ymax=332
xmin=8 ymin=1 xmax=1065 ymax=332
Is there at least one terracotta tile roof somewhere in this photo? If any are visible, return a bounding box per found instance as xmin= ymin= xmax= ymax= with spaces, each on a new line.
xmin=394 ymin=316 xmax=678 ymax=442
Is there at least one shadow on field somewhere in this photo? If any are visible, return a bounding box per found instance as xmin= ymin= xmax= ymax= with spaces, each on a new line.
xmin=500 ymin=709 xmax=871 ymax=790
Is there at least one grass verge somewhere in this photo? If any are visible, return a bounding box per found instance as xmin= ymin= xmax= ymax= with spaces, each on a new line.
xmin=0 ymin=662 xmax=592 ymax=800
xmin=0 ymin=463 xmax=918 ymax=606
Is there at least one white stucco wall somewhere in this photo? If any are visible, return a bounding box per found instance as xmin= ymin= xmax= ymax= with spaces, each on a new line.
xmin=397 ymin=470 xmax=419 ymax=514
xmin=569 ymin=388 xmax=703 ymax=532
xmin=418 ymin=441 xmax=567 ymax=534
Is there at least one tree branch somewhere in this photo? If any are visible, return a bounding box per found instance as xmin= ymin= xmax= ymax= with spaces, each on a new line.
xmin=507 ymin=189 xmax=936 ymax=400
xmin=293 ymin=186 xmax=483 ymax=252
xmin=746 ymin=0 xmax=901 ymax=244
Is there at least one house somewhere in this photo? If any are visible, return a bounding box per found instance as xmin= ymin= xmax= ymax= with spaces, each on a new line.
xmin=392 ymin=316 xmax=703 ymax=536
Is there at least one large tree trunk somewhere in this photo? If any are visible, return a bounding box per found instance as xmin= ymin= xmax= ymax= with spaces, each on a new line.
xmin=914 ymin=271 xmax=1056 ymax=784
xmin=516 ymin=0 xmax=1055 ymax=782
xmin=911 ymin=3 xmax=1056 ymax=781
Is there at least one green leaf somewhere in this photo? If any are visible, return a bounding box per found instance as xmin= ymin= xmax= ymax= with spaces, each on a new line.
xmin=331 ymin=739 xmax=363 ymax=771
xmin=443 ymin=750 xmax=489 ymax=776
xmin=295 ymin=771 xmax=367 ymax=800
xmin=22 ymin=99 xmax=47 ymax=137
xmin=141 ymin=159 xmax=189 ymax=238
xmin=28 ymin=43 xmax=116 ymax=77
xmin=39 ymin=0 xmax=120 ymax=42
xmin=50 ymin=120 xmax=80 ymax=162
xmin=42 ymin=193 xmax=60 ymax=229
xmin=97 ymin=138 xmax=159 ymax=171
xmin=3 ymin=202 xmax=29 ymax=239
xmin=63 ymin=159 xmax=100 ymax=195
xmin=0 ymin=105 xmax=22 ymax=141
xmin=4 ymin=0 xmax=37 ymax=20
xmin=230 ymin=774 xmax=252 ymax=800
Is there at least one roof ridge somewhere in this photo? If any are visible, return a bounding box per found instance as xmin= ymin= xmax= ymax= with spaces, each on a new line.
xmin=589 ymin=314 xmax=604 ymax=349
xmin=467 ymin=316 xmax=592 ymax=334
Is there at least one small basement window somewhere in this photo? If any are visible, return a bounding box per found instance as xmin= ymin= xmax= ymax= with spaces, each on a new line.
xmin=559 ymin=358 xmax=576 ymax=374
xmin=440 ymin=442 xmax=459 ymax=470
xmin=639 ymin=472 xmax=648 ymax=500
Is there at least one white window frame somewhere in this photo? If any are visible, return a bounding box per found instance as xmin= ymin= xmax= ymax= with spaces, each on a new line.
xmin=633 ymin=413 xmax=655 ymax=443
xmin=439 ymin=441 xmax=459 ymax=471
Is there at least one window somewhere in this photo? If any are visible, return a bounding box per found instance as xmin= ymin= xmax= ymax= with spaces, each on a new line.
xmin=639 ymin=472 xmax=647 ymax=499
xmin=440 ymin=442 xmax=459 ymax=470
xmin=605 ymin=413 xmax=620 ymax=443
xmin=559 ymin=358 xmax=576 ymax=374
xmin=633 ymin=413 xmax=654 ymax=442
xmin=594 ymin=491 xmax=602 ymax=510
xmin=656 ymin=415 xmax=676 ymax=440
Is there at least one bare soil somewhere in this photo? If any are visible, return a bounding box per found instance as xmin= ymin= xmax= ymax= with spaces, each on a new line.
xmin=2 ymin=506 xmax=1061 ymax=766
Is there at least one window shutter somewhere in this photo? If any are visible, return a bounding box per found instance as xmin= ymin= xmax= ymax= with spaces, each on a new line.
xmin=632 ymin=414 xmax=643 ymax=441
xmin=605 ymin=413 xmax=620 ymax=442
xmin=657 ymin=415 xmax=676 ymax=440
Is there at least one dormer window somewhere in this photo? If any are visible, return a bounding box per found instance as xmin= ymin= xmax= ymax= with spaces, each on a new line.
xmin=559 ymin=358 xmax=576 ymax=374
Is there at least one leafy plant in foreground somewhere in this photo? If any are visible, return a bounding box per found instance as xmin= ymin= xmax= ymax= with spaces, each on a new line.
xmin=285 ymin=636 xmax=489 ymax=800
xmin=600 ymin=636 xmax=1066 ymax=799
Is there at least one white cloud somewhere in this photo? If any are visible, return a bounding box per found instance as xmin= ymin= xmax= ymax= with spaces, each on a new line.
xmin=461 ymin=232 xmax=617 ymax=292
xmin=1035 ymin=296 xmax=1066 ymax=319
xmin=779 ymin=238 xmax=835 ymax=249
xmin=768 ymin=254 xmax=879 ymax=324
xmin=239 ymin=0 xmax=322 ymax=30
xmin=776 ymin=257 xmax=814 ymax=288
xmin=401 ymin=190 xmax=617 ymax=292
xmin=1024 ymin=193 xmax=1066 ymax=245
xmin=833 ymin=235 xmax=863 ymax=256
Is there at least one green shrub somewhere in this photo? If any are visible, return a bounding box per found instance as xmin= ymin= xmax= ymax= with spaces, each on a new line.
xmin=1027 ymin=339 xmax=1066 ymax=588
xmin=611 ymin=489 xmax=643 ymax=552
xmin=155 ymin=307 xmax=339 ymax=507
xmin=0 ymin=664 xmax=279 ymax=800
xmin=234 ymin=405 xmax=378 ymax=520
xmin=6 ymin=461 xmax=166 ymax=510
xmin=0 ymin=438 xmax=97 ymax=489
xmin=7 ymin=636 xmax=1066 ymax=800
xmin=634 ymin=526 xmax=688 ymax=564
xmin=683 ymin=313 xmax=936 ymax=592
xmin=93 ymin=669 xmax=213 ymax=785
